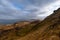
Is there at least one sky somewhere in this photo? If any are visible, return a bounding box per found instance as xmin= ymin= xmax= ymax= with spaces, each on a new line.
xmin=0 ymin=0 xmax=60 ymax=20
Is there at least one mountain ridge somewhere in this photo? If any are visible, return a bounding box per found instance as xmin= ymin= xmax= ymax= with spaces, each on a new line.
xmin=0 ymin=8 xmax=60 ymax=40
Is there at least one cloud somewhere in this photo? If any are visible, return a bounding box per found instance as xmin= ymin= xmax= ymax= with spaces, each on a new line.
xmin=0 ymin=0 xmax=60 ymax=20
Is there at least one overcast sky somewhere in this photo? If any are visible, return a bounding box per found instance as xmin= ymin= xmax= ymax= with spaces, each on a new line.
xmin=0 ymin=0 xmax=60 ymax=20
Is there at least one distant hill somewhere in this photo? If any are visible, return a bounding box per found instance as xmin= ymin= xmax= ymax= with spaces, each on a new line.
xmin=0 ymin=8 xmax=60 ymax=40
xmin=0 ymin=19 xmax=39 ymax=24
xmin=0 ymin=19 xmax=18 ymax=24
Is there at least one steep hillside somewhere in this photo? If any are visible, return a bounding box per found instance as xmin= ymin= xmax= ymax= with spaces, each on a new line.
xmin=0 ymin=8 xmax=60 ymax=40
xmin=16 ymin=8 xmax=60 ymax=40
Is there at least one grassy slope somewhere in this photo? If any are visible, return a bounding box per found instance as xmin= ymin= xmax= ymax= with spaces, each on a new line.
xmin=0 ymin=20 xmax=40 ymax=40
xmin=0 ymin=8 xmax=60 ymax=40
xmin=16 ymin=8 xmax=60 ymax=40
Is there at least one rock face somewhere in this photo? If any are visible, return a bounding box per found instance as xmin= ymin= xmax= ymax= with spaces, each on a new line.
xmin=0 ymin=8 xmax=60 ymax=40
